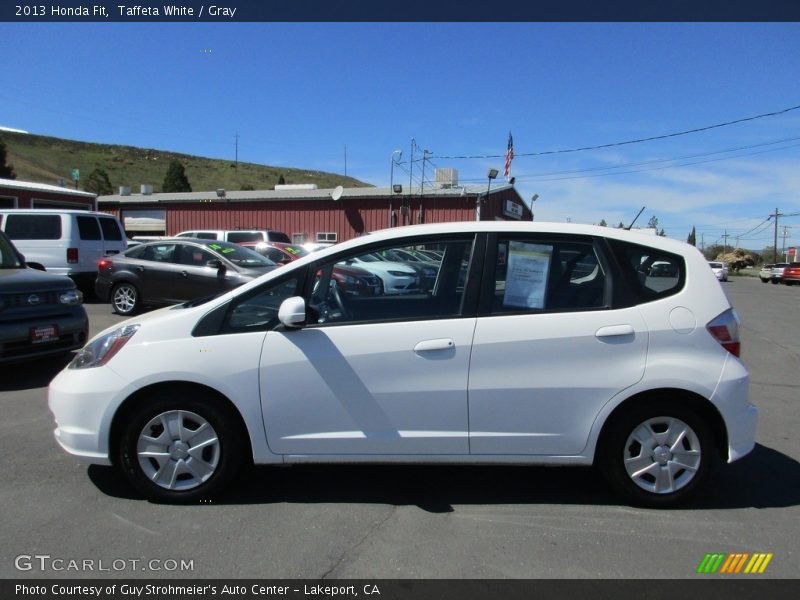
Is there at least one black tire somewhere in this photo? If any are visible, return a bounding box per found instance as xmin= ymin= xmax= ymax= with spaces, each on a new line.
xmin=598 ymin=401 xmax=716 ymax=507
xmin=111 ymin=282 xmax=141 ymax=315
xmin=118 ymin=391 xmax=245 ymax=503
xmin=760 ymin=278 xmax=769 ymax=283
xmin=770 ymin=280 xmax=779 ymax=284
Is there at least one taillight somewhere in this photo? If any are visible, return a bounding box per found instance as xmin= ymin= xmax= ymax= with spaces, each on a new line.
xmin=98 ymin=259 xmax=111 ymax=270
xmin=66 ymin=247 xmax=79 ymax=263
xmin=706 ymin=308 xmax=741 ymax=357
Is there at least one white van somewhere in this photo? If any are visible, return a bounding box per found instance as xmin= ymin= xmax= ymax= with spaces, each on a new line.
xmin=0 ymin=209 xmax=127 ymax=288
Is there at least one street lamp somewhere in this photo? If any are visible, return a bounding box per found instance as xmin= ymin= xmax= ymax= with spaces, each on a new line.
xmin=477 ymin=168 xmax=499 ymax=221
xmin=389 ymin=150 xmax=402 ymax=228
xmin=530 ymin=193 xmax=539 ymax=221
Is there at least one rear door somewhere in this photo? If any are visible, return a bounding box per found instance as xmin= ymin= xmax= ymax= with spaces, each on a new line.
xmin=98 ymin=215 xmax=126 ymax=256
xmin=468 ymin=234 xmax=648 ymax=455
xmin=75 ymin=215 xmax=104 ymax=274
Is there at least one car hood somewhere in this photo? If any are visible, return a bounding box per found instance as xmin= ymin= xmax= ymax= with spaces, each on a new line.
xmin=0 ymin=267 xmax=77 ymax=293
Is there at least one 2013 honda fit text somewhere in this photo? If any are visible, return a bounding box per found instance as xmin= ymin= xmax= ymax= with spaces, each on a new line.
xmin=48 ymin=222 xmax=757 ymax=506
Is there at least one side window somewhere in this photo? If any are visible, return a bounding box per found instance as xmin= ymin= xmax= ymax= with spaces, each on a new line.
xmin=607 ymin=239 xmax=685 ymax=303
xmin=308 ymin=238 xmax=473 ymax=325
xmin=491 ymin=238 xmax=607 ymax=314
xmin=98 ymin=217 xmax=123 ymax=241
xmin=176 ymin=245 xmax=214 ymax=267
xmin=76 ymin=216 xmax=102 ymax=241
xmin=195 ymin=232 xmax=218 ymax=240
xmin=227 ymin=231 xmax=263 ymax=243
xmin=5 ymin=215 xmax=62 ymax=240
xmin=177 ymin=232 xmax=195 ymax=238
xmin=125 ymin=245 xmax=147 ymax=259
xmin=224 ymin=277 xmax=301 ymax=332
xmin=142 ymin=243 xmax=177 ymax=263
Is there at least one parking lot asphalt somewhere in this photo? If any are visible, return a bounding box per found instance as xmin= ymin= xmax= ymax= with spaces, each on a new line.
xmin=1 ymin=277 xmax=798 ymax=579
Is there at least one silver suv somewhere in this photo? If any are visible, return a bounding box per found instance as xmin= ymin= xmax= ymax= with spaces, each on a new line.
xmin=0 ymin=231 xmax=88 ymax=364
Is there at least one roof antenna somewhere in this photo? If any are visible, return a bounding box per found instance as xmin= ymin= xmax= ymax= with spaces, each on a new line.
xmin=626 ymin=206 xmax=646 ymax=230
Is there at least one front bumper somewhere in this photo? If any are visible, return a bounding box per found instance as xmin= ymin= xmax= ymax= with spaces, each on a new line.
xmin=48 ymin=364 xmax=132 ymax=465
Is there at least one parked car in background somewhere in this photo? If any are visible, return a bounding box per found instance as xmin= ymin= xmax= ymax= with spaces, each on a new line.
xmin=0 ymin=231 xmax=88 ymax=364
xmin=50 ymin=222 xmax=756 ymax=507
xmin=175 ymin=229 xmax=291 ymax=244
xmin=349 ymin=252 xmax=420 ymax=295
xmin=759 ymin=264 xmax=774 ymax=283
xmin=708 ymin=261 xmax=729 ymax=282
xmin=0 ymin=209 xmax=126 ymax=291
xmin=95 ymin=239 xmax=278 ymax=315
xmin=240 ymin=241 xmax=309 ymax=265
xmin=782 ymin=262 xmax=800 ymax=285
xmin=769 ymin=263 xmax=789 ymax=284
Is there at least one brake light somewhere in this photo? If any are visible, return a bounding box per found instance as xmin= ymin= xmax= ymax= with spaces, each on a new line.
xmin=706 ymin=308 xmax=741 ymax=357
xmin=67 ymin=247 xmax=79 ymax=263
xmin=98 ymin=259 xmax=112 ymax=270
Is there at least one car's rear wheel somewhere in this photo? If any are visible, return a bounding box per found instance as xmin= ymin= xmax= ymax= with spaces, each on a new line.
xmin=770 ymin=280 xmax=779 ymax=284
xmin=111 ymin=282 xmax=140 ymax=315
xmin=118 ymin=392 xmax=244 ymax=503
xmin=598 ymin=402 xmax=715 ymax=507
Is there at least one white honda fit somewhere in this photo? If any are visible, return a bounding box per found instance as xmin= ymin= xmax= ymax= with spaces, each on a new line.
xmin=49 ymin=222 xmax=757 ymax=506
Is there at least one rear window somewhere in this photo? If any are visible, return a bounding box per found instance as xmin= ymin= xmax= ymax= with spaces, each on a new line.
xmin=267 ymin=231 xmax=291 ymax=243
xmin=99 ymin=217 xmax=123 ymax=241
xmin=77 ymin=215 xmax=102 ymax=240
xmin=227 ymin=231 xmax=264 ymax=243
xmin=4 ymin=214 xmax=62 ymax=240
xmin=607 ymin=239 xmax=685 ymax=304
xmin=709 ymin=262 xmax=723 ymax=268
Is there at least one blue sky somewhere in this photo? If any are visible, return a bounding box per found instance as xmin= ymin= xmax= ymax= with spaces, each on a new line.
xmin=2 ymin=22 xmax=799 ymax=251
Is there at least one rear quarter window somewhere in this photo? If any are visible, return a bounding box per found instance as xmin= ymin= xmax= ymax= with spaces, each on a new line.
xmin=607 ymin=239 xmax=685 ymax=305
xmin=4 ymin=214 xmax=62 ymax=240
xmin=77 ymin=216 xmax=102 ymax=240
xmin=99 ymin=217 xmax=123 ymax=241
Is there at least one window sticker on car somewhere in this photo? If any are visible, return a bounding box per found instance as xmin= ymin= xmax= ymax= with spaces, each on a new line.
xmin=221 ymin=248 xmax=236 ymax=254
xmin=504 ymin=241 xmax=552 ymax=309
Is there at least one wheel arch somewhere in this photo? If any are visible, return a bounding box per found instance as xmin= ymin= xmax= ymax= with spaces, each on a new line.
xmin=108 ymin=380 xmax=254 ymax=466
xmin=593 ymin=388 xmax=729 ymax=465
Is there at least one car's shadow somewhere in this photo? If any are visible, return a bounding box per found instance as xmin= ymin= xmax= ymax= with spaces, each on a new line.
xmin=0 ymin=353 xmax=73 ymax=391
xmin=88 ymin=443 xmax=800 ymax=511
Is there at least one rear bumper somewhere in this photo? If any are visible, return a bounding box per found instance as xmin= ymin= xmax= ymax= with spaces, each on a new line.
xmin=712 ymin=355 xmax=757 ymax=463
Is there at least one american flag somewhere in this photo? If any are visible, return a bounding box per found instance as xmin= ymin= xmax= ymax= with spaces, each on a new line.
xmin=504 ymin=132 xmax=514 ymax=178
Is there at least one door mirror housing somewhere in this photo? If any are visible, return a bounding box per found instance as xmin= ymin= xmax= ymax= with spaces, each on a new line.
xmin=278 ymin=296 xmax=306 ymax=328
xmin=206 ymin=259 xmax=223 ymax=269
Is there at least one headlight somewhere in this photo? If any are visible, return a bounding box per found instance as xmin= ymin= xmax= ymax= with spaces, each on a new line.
xmin=387 ymin=270 xmax=412 ymax=277
xmin=58 ymin=289 xmax=83 ymax=305
xmin=69 ymin=324 xmax=140 ymax=369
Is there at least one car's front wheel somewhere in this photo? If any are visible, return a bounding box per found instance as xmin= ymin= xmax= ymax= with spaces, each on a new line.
xmin=118 ymin=392 xmax=244 ymax=502
xmin=111 ymin=282 xmax=141 ymax=315
xmin=598 ymin=402 xmax=715 ymax=507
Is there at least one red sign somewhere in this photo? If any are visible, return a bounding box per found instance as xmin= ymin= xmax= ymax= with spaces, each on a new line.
xmin=31 ymin=325 xmax=58 ymax=344
xmin=788 ymin=247 xmax=797 ymax=258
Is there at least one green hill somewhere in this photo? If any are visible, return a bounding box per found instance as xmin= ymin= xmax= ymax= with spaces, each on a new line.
xmin=0 ymin=131 xmax=371 ymax=193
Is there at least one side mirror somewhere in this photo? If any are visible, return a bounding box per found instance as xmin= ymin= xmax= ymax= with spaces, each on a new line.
xmin=206 ymin=259 xmax=223 ymax=269
xmin=278 ymin=296 xmax=306 ymax=328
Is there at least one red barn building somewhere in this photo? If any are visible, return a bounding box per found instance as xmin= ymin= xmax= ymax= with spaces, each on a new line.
xmin=0 ymin=178 xmax=97 ymax=210
xmin=98 ymin=183 xmax=531 ymax=244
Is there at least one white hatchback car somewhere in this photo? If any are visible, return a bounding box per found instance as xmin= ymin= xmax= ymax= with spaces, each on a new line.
xmin=708 ymin=261 xmax=729 ymax=282
xmin=49 ymin=222 xmax=757 ymax=506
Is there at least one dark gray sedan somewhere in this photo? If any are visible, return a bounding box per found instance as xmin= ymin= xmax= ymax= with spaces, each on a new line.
xmin=95 ymin=238 xmax=278 ymax=315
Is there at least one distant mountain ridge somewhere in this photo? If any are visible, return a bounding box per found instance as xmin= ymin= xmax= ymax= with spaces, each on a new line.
xmin=0 ymin=131 xmax=370 ymax=193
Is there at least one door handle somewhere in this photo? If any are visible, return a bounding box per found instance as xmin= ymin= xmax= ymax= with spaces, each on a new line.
xmin=180 ymin=270 xmax=189 ymax=277
xmin=595 ymin=325 xmax=635 ymax=338
xmin=414 ymin=338 xmax=455 ymax=353
xmin=136 ymin=266 xmax=144 ymax=273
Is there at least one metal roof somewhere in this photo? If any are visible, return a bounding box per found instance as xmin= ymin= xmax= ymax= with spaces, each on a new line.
xmin=98 ymin=184 xmax=521 ymax=204
xmin=0 ymin=178 xmax=97 ymax=198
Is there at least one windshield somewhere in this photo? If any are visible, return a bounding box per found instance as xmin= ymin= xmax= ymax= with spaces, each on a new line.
xmin=0 ymin=234 xmax=24 ymax=269
xmin=206 ymin=241 xmax=277 ymax=268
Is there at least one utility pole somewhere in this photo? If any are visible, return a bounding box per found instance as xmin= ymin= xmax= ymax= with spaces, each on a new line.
xmin=781 ymin=226 xmax=792 ymax=258
xmin=772 ymin=207 xmax=783 ymax=263
xmin=344 ymin=145 xmax=347 ymax=177
xmin=234 ymin=133 xmax=239 ymax=169
xmin=722 ymin=230 xmax=729 ymax=254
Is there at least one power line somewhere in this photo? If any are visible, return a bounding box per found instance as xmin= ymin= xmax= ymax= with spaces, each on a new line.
xmin=434 ymin=103 xmax=800 ymax=160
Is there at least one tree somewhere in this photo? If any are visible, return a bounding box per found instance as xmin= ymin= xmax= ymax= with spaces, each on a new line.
xmin=645 ymin=215 xmax=666 ymax=236
xmin=687 ymin=226 xmax=696 ymax=246
xmin=85 ymin=168 xmax=113 ymax=196
xmin=598 ymin=219 xmax=608 ymax=227
xmin=0 ymin=138 xmax=16 ymax=179
xmin=703 ymin=244 xmax=725 ymax=261
xmin=277 ymin=174 xmax=286 ymax=185
xmin=162 ymin=160 xmax=192 ymax=192
xmin=616 ymin=222 xmax=625 ymax=229
xmin=240 ymin=183 xmax=255 ymax=191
